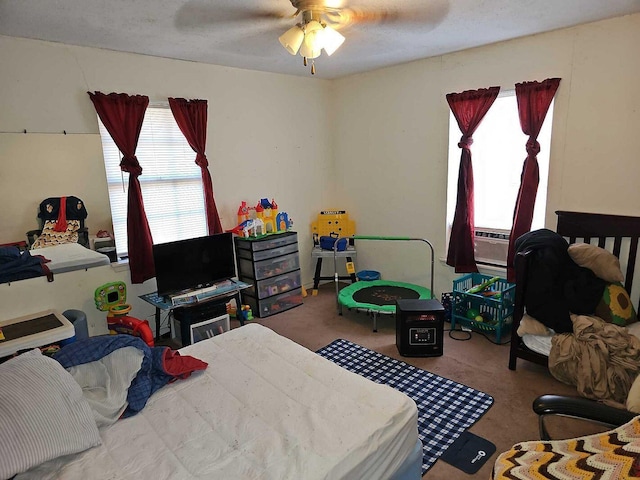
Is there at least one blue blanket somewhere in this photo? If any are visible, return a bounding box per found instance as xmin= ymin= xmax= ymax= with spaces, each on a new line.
xmin=54 ymin=335 xmax=172 ymax=417
xmin=0 ymin=246 xmax=51 ymax=284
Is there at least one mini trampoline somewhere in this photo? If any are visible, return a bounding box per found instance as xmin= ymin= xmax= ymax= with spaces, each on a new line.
xmin=333 ymin=235 xmax=435 ymax=331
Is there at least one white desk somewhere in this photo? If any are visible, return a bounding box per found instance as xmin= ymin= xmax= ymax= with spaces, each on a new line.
xmin=311 ymin=245 xmax=357 ymax=294
xmin=0 ymin=310 xmax=74 ymax=358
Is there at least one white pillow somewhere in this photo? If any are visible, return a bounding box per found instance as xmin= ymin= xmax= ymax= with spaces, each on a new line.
xmin=568 ymin=243 xmax=625 ymax=283
xmin=0 ymin=349 xmax=101 ymax=478
xmin=517 ymin=313 xmax=552 ymax=337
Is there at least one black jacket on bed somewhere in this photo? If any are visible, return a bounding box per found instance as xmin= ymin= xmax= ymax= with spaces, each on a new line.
xmin=515 ymin=229 xmax=605 ymax=333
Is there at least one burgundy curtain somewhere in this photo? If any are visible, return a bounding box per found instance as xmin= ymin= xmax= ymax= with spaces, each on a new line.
xmin=88 ymin=91 xmax=155 ymax=284
xmin=168 ymin=98 xmax=223 ymax=234
xmin=506 ymin=78 xmax=561 ymax=281
xmin=446 ymin=86 xmax=500 ymax=273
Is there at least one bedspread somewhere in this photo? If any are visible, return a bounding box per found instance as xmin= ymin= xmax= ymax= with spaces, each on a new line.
xmin=549 ymin=314 xmax=640 ymax=406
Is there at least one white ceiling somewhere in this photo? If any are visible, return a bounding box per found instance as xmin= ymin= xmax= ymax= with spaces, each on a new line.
xmin=1 ymin=0 xmax=639 ymax=79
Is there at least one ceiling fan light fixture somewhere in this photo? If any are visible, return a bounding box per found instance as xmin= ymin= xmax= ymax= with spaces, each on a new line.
xmin=321 ymin=25 xmax=345 ymax=56
xmin=278 ymin=25 xmax=304 ymax=55
xmin=303 ymin=19 xmax=324 ymax=35
xmin=301 ymin=19 xmax=328 ymax=59
xmin=279 ymin=7 xmax=347 ymax=73
xmin=299 ymin=35 xmax=322 ymax=59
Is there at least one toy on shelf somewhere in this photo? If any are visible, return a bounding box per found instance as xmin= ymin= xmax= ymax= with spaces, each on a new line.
xmin=240 ymin=305 xmax=254 ymax=322
xmin=230 ymin=198 xmax=291 ymax=238
xmin=226 ymin=302 xmax=253 ymax=322
xmin=237 ymin=201 xmax=250 ymax=225
xmin=226 ymin=302 xmax=238 ymax=318
xmin=311 ymin=210 xmax=356 ymax=245
xmin=94 ymin=281 xmax=154 ymax=347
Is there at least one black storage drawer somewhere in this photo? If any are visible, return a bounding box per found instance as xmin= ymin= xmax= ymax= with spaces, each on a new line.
xmin=243 ymin=287 xmax=303 ymax=318
xmin=236 ymin=241 xmax=298 ymax=262
xmin=241 ymin=269 xmax=302 ymax=300
xmin=238 ymin=251 xmax=300 ymax=281
xmin=234 ymin=232 xmax=298 ymax=253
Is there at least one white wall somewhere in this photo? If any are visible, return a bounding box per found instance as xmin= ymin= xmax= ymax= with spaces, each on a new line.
xmin=331 ymin=13 xmax=640 ymax=296
xmin=0 ymin=35 xmax=333 ymax=330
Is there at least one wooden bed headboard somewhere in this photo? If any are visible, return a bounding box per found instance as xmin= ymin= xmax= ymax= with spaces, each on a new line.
xmin=556 ymin=211 xmax=640 ymax=309
xmin=509 ymin=210 xmax=640 ymax=371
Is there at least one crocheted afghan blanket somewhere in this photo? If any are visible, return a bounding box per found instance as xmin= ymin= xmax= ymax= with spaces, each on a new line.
xmin=493 ymin=416 xmax=640 ymax=479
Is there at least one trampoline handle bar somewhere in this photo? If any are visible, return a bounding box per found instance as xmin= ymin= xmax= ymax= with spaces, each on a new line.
xmin=333 ymin=235 xmax=436 ymax=315
xmin=353 ymin=235 xmax=412 ymax=241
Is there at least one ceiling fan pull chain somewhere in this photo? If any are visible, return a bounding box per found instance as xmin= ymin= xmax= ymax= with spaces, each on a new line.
xmin=311 ymin=60 xmax=315 ymax=75
xmin=303 ymin=56 xmax=308 ymax=66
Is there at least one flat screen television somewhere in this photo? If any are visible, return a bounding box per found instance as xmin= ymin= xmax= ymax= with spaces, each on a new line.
xmin=153 ymin=233 xmax=236 ymax=299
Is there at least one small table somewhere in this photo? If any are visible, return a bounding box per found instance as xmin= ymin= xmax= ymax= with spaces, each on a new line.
xmin=311 ymin=245 xmax=357 ymax=295
xmin=140 ymin=279 xmax=251 ymax=340
xmin=0 ymin=310 xmax=74 ymax=358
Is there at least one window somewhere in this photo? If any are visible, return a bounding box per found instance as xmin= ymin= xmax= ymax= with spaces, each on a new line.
xmin=98 ymin=104 xmax=207 ymax=257
xmin=446 ymin=91 xmax=553 ymax=265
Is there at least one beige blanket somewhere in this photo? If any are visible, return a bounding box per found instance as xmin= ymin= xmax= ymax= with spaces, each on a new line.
xmin=549 ymin=314 xmax=640 ymax=407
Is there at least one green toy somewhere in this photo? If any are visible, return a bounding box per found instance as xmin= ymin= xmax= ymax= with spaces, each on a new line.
xmin=466 ymin=276 xmax=500 ymax=295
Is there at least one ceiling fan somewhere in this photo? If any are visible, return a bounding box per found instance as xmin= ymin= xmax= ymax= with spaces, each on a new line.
xmin=175 ymin=0 xmax=449 ymax=75
xmin=277 ymin=0 xmax=449 ymax=74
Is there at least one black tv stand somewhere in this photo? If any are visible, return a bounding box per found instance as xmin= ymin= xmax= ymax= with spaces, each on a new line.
xmin=139 ymin=278 xmax=251 ymax=340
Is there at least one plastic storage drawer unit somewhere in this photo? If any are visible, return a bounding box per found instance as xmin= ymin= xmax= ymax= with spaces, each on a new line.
xmin=234 ymin=231 xmax=303 ymax=318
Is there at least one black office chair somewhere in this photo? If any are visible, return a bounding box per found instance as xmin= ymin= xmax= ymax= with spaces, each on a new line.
xmin=533 ymin=394 xmax=637 ymax=440
xmin=27 ymin=196 xmax=89 ymax=249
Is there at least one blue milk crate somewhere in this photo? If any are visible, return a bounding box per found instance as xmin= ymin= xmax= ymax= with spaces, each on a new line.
xmin=451 ymin=273 xmax=515 ymax=343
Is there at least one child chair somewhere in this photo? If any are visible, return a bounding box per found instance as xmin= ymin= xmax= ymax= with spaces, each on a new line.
xmin=27 ymin=196 xmax=89 ymax=249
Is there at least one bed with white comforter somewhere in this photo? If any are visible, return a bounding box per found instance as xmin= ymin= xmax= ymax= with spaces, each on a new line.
xmin=11 ymin=323 xmax=420 ymax=480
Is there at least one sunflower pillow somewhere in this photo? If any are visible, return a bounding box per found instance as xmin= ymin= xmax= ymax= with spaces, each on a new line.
xmin=594 ymin=282 xmax=637 ymax=326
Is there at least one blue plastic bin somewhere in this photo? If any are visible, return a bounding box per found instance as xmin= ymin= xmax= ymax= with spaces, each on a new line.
xmin=356 ymin=270 xmax=381 ymax=281
xmin=60 ymin=309 xmax=89 ymax=345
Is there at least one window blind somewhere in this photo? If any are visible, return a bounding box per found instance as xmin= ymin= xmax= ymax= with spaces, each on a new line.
xmin=98 ymin=105 xmax=207 ymax=256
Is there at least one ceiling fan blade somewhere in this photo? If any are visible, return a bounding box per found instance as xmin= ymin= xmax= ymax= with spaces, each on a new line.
xmin=174 ymin=1 xmax=294 ymax=31
xmin=326 ymin=0 xmax=450 ymax=29
xmin=218 ymin=27 xmax=290 ymax=57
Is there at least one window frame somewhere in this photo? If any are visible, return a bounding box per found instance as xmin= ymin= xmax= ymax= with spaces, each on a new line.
xmin=445 ymin=89 xmax=553 ymax=266
xmin=97 ymin=103 xmax=208 ymax=257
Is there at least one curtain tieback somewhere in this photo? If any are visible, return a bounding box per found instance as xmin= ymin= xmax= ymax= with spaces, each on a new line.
xmin=458 ymin=135 xmax=473 ymax=149
xmin=526 ymin=139 xmax=541 ymax=156
xmin=120 ymin=155 xmax=143 ymax=176
xmin=195 ymin=153 xmax=209 ymax=168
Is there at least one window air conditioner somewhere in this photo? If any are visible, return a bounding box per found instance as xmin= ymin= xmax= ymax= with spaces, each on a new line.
xmin=474 ymin=228 xmax=510 ymax=266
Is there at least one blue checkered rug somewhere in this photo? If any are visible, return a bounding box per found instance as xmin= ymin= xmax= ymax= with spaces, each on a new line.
xmin=316 ymin=339 xmax=494 ymax=475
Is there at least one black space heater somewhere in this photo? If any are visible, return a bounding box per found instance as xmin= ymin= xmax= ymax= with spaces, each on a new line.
xmin=396 ymin=298 xmax=444 ymax=357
